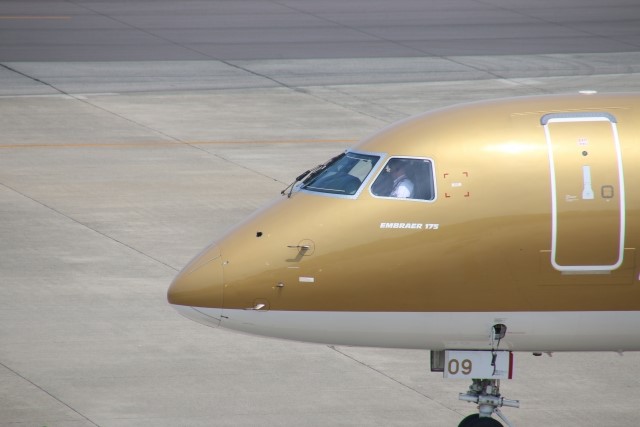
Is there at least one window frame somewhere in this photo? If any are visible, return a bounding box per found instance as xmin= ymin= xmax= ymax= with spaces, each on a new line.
xmin=298 ymin=150 xmax=385 ymax=200
xmin=368 ymin=156 xmax=438 ymax=203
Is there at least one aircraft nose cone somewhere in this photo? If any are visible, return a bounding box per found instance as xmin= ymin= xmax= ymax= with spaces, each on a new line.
xmin=167 ymin=245 xmax=224 ymax=327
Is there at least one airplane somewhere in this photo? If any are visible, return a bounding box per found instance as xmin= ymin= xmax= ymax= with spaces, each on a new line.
xmin=167 ymin=92 xmax=640 ymax=427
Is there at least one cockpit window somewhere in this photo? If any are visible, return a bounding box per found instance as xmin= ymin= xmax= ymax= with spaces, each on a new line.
xmin=302 ymin=152 xmax=380 ymax=196
xmin=371 ymin=157 xmax=435 ymax=201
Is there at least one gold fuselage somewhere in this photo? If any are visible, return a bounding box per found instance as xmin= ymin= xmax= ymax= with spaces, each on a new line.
xmin=169 ymin=93 xmax=640 ymax=314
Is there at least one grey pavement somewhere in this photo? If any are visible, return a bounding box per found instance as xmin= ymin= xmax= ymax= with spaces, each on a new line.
xmin=1 ymin=0 xmax=640 ymax=61
xmin=2 ymin=1 xmax=640 ymax=426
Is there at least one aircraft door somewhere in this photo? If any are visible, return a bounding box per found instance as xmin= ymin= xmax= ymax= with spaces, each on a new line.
xmin=541 ymin=112 xmax=626 ymax=272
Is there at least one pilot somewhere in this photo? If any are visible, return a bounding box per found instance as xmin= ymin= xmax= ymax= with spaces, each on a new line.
xmin=387 ymin=159 xmax=414 ymax=198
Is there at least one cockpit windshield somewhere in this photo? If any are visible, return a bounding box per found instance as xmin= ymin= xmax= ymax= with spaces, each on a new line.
xmin=302 ymin=152 xmax=380 ymax=196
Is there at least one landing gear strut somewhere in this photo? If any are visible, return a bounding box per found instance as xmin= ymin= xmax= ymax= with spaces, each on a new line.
xmin=458 ymin=379 xmax=519 ymax=427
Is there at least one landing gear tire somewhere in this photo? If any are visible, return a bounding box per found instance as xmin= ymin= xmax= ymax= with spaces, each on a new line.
xmin=458 ymin=379 xmax=519 ymax=426
xmin=458 ymin=414 xmax=503 ymax=427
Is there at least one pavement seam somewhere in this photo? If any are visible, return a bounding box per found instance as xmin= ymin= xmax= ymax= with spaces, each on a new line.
xmin=2 ymin=61 xmax=290 ymax=184
xmin=0 ymin=63 xmax=72 ymax=96
xmin=328 ymin=346 xmax=463 ymax=415
xmin=474 ymin=0 xmax=640 ymax=52
xmin=0 ymin=182 xmax=179 ymax=272
xmin=269 ymin=0 xmax=519 ymax=86
xmin=60 ymin=1 xmax=291 ymax=91
xmin=0 ymin=62 xmax=192 ymax=145
xmin=271 ymin=0 xmax=429 ymax=57
xmin=315 ymin=86 xmax=409 ymax=121
xmin=0 ymin=361 xmax=101 ymax=427
xmin=59 ymin=1 xmax=400 ymax=122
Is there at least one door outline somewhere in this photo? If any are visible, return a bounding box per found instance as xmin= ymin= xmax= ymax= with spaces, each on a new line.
xmin=541 ymin=112 xmax=626 ymax=273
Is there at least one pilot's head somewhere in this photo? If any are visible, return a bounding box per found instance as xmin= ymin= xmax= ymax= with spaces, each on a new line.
xmin=386 ymin=159 xmax=409 ymax=177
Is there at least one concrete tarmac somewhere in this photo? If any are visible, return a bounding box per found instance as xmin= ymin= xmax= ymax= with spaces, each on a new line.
xmin=2 ymin=1 xmax=640 ymax=426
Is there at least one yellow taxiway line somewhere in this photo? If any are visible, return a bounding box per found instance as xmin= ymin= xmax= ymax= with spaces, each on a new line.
xmin=0 ymin=139 xmax=357 ymax=149
xmin=0 ymin=16 xmax=72 ymax=20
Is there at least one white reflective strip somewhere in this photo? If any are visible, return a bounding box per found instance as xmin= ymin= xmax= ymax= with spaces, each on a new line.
xmin=217 ymin=310 xmax=640 ymax=352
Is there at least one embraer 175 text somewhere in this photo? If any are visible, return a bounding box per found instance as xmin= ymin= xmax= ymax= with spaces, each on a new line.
xmin=168 ymin=93 xmax=640 ymax=427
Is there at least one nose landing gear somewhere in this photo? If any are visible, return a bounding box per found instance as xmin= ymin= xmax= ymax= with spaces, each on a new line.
xmin=458 ymin=378 xmax=519 ymax=427
xmin=431 ymin=325 xmax=519 ymax=426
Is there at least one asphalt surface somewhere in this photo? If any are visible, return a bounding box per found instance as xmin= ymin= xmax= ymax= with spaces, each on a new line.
xmin=2 ymin=1 xmax=640 ymax=426
xmin=2 ymin=0 xmax=640 ymax=61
